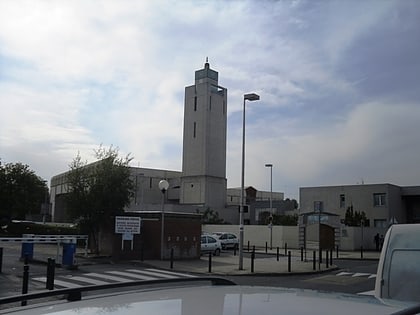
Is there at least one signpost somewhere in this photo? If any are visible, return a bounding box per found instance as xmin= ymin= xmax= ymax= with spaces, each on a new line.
xmin=115 ymin=216 xmax=141 ymax=250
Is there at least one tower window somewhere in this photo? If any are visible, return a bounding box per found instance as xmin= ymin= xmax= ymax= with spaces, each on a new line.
xmin=193 ymin=122 xmax=196 ymax=138
xmin=209 ymin=96 xmax=212 ymax=111
xmin=194 ymin=97 xmax=197 ymax=111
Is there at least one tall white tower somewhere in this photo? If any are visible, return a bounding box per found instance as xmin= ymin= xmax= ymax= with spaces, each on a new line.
xmin=180 ymin=61 xmax=227 ymax=210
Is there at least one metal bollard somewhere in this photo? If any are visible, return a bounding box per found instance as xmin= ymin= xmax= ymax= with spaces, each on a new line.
xmin=313 ymin=251 xmax=316 ymax=270
xmin=170 ymin=248 xmax=174 ymax=269
xmin=361 ymin=246 xmax=364 ymax=259
xmin=284 ymin=243 xmax=288 ymax=256
xmin=208 ymin=253 xmax=212 ymax=273
xmin=46 ymin=258 xmax=55 ymax=290
xmin=326 ymin=250 xmax=329 ymax=268
xmin=0 ymin=247 xmax=3 ymax=273
xmin=251 ymin=246 xmax=255 ymax=273
xmin=21 ymin=262 xmax=29 ymax=306
xmin=330 ymin=249 xmax=333 ymax=266
xmin=336 ymin=245 xmax=339 ymax=259
xmin=265 ymin=242 xmax=268 ymax=253
xmin=276 ymin=247 xmax=279 ymax=261
xmin=301 ymin=247 xmax=304 ymax=261
xmin=234 ymin=245 xmax=237 ymax=256
xmin=247 ymin=241 xmax=250 ymax=252
xmin=288 ymin=251 xmax=291 ymax=272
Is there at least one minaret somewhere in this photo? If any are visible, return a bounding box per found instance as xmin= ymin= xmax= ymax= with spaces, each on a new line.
xmin=180 ymin=60 xmax=227 ymax=210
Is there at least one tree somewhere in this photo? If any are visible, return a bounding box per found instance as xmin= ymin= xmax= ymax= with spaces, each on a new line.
xmin=0 ymin=160 xmax=48 ymax=222
xmin=344 ymin=205 xmax=369 ymax=227
xmin=201 ymin=208 xmax=224 ymax=224
xmin=65 ymin=145 xmax=135 ymax=254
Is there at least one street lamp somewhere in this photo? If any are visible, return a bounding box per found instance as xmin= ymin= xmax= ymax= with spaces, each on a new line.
xmin=265 ymin=163 xmax=273 ymax=249
xmin=239 ymin=92 xmax=260 ymax=270
xmin=159 ymin=179 xmax=169 ymax=260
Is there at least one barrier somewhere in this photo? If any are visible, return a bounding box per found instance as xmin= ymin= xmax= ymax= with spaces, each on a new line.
xmin=0 ymin=234 xmax=88 ymax=267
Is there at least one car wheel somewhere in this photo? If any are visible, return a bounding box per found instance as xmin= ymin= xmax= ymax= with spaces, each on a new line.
xmin=214 ymin=248 xmax=221 ymax=256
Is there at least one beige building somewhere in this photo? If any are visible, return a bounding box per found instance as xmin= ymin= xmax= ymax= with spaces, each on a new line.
xmin=300 ymin=183 xmax=420 ymax=227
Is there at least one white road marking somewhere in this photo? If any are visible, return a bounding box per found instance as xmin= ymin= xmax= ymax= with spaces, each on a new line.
xmin=66 ymin=276 xmax=108 ymax=285
xmin=83 ymin=272 xmax=133 ymax=282
xmin=336 ymin=272 xmax=353 ymax=276
xmin=146 ymin=268 xmax=196 ymax=278
xmin=106 ymin=270 xmax=156 ymax=281
xmin=32 ymin=277 xmax=81 ymax=288
xmin=127 ymin=269 xmax=178 ymax=279
xmin=358 ymin=290 xmax=375 ymax=296
xmin=352 ymin=273 xmax=372 ymax=277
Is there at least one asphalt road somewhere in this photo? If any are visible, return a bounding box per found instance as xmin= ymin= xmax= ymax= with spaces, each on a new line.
xmin=224 ymin=259 xmax=378 ymax=295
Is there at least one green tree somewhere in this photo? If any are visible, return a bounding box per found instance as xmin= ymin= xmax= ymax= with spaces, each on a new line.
xmin=0 ymin=160 xmax=47 ymax=222
xmin=344 ymin=205 xmax=369 ymax=226
xmin=65 ymin=145 xmax=134 ymax=254
xmin=201 ymin=208 xmax=224 ymax=224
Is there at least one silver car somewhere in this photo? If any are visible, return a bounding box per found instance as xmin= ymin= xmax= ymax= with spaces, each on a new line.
xmin=200 ymin=235 xmax=221 ymax=256
xmin=213 ymin=232 xmax=239 ymax=250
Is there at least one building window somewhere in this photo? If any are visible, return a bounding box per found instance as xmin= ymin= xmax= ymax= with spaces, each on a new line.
xmin=193 ymin=122 xmax=196 ymax=138
xmin=194 ymin=97 xmax=197 ymax=111
xmin=374 ymin=219 xmax=387 ymax=228
xmin=340 ymin=194 xmax=345 ymax=208
xmin=314 ymin=201 xmax=323 ymax=213
xmin=209 ymin=96 xmax=212 ymax=111
xmin=373 ymin=193 xmax=386 ymax=207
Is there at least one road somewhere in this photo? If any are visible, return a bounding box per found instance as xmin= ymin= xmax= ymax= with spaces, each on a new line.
xmin=225 ymin=259 xmax=378 ymax=295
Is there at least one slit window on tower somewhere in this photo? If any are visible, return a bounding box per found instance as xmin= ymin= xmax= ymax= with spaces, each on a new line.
xmin=194 ymin=97 xmax=197 ymax=111
xmin=209 ymin=96 xmax=212 ymax=111
xmin=193 ymin=122 xmax=196 ymax=138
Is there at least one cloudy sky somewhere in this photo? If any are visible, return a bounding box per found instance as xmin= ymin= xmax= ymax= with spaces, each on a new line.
xmin=1 ymin=0 xmax=419 ymax=200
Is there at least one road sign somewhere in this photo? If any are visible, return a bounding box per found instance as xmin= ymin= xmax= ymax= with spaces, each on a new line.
xmin=115 ymin=216 xmax=141 ymax=234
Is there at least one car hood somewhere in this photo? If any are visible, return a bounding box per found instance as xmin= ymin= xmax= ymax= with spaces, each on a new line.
xmin=3 ymin=286 xmax=405 ymax=315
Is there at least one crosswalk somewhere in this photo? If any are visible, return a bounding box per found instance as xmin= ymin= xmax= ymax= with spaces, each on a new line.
xmin=32 ymin=268 xmax=196 ymax=289
xmin=335 ymin=271 xmax=377 ymax=279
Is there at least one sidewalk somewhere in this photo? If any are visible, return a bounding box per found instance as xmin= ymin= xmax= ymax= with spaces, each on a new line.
xmin=142 ymin=248 xmax=380 ymax=276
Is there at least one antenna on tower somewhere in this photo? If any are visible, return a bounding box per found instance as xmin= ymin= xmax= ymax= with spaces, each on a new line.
xmin=205 ymin=57 xmax=209 ymax=68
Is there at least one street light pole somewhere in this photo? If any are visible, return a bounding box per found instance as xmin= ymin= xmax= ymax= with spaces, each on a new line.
xmin=265 ymin=163 xmax=273 ymax=249
xmin=239 ymin=93 xmax=260 ymax=270
xmin=159 ymin=179 xmax=169 ymax=260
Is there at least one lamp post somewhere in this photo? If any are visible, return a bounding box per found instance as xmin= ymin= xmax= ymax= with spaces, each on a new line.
xmin=159 ymin=179 xmax=169 ymax=260
xmin=239 ymin=92 xmax=260 ymax=270
xmin=265 ymin=163 xmax=273 ymax=249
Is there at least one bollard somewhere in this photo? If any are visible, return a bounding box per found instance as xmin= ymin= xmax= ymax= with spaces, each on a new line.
xmin=46 ymin=258 xmax=55 ymax=290
xmin=319 ymin=248 xmax=322 ymax=264
xmin=170 ymin=248 xmax=174 ymax=269
xmin=0 ymin=247 xmax=3 ymax=273
xmin=284 ymin=243 xmax=288 ymax=256
xmin=208 ymin=253 xmax=212 ymax=273
xmin=247 ymin=241 xmax=250 ymax=252
xmin=336 ymin=245 xmax=339 ymax=259
xmin=234 ymin=245 xmax=237 ymax=256
xmin=313 ymin=251 xmax=316 ymax=271
xmin=361 ymin=246 xmax=364 ymax=259
xmin=276 ymin=247 xmax=279 ymax=261
xmin=21 ymin=262 xmax=29 ymax=306
xmin=265 ymin=242 xmax=268 ymax=253
xmin=330 ymin=249 xmax=333 ymax=266
xmin=301 ymin=247 xmax=304 ymax=261
xmin=251 ymin=246 xmax=255 ymax=273
xmin=288 ymin=251 xmax=291 ymax=272
xmin=326 ymin=250 xmax=329 ymax=268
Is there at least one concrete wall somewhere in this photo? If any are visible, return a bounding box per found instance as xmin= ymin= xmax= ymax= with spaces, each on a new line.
xmin=203 ymin=224 xmax=389 ymax=251
xmin=203 ymin=224 xmax=299 ymax=248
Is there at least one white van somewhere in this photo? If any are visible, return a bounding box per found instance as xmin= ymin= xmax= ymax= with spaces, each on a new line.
xmin=375 ymin=223 xmax=420 ymax=303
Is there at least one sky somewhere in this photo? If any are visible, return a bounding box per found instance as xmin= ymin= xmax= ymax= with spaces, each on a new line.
xmin=1 ymin=0 xmax=419 ymax=201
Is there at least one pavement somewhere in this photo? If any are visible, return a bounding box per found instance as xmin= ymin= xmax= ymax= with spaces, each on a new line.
xmin=0 ymin=243 xmax=381 ymax=299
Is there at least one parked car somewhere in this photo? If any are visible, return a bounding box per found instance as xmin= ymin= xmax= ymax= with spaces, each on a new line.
xmin=200 ymin=235 xmax=221 ymax=256
xmin=213 ymin=232 xmax=239 ymax=250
